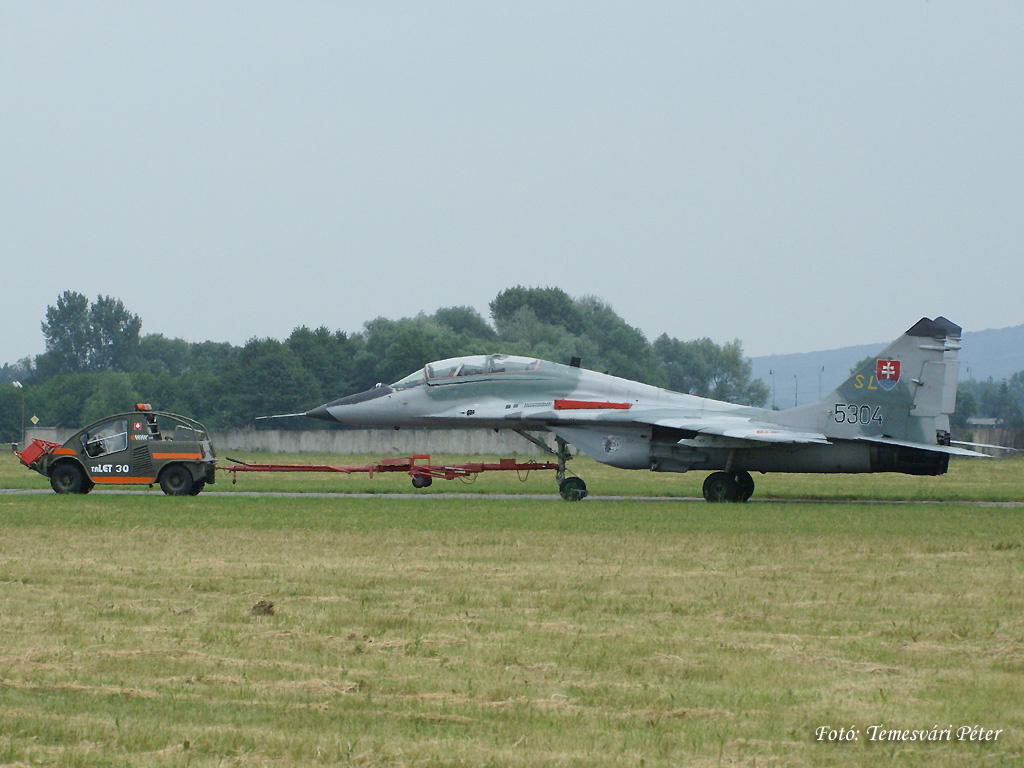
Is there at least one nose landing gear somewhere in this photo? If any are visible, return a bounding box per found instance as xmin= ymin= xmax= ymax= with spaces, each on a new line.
xmin=514 ymin=431 xmax=588 ymax=501
xmin=555 ymin=437 xmax=587 ymax=501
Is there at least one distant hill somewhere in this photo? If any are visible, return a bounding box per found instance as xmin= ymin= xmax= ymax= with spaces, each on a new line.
xmin=749 ymin=323 xmax=1024 ymax=407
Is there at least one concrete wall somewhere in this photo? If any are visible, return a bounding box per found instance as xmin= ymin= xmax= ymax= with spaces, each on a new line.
xmin=23 ymin=426 xmax=1021 ymax=458
xmin=209 ymin=428 xmax=557 ymax=456
xmin=24 ymin=427 xmax=558 ymax=457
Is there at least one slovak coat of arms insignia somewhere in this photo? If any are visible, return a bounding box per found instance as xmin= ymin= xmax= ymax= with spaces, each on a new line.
xmin=876 ymin=359 xmax=901 ymax=391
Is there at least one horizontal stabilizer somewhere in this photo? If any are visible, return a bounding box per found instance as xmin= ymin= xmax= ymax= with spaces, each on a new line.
xmin=951 ymin=439 xmax=1019 ymax=453
xmin=855 ymin=435 xmax=989 ymax=457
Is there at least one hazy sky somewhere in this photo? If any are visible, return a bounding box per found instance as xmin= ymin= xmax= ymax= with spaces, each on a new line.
xmin=3 ymin=2 xmax=1022 ymax=367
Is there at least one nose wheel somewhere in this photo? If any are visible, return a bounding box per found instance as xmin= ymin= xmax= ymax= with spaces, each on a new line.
xmin=554 ymin=436 xmax=587 ymax=501
xmin=559 ymin=476 xmax=588 ymax=501
xmin=702 ymin=471 xmax=755 ymax=502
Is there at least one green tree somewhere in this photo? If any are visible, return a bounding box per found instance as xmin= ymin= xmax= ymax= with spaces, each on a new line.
xmin=576 ymin=296 xmax=666 ymax=385
xmin=1007 ymin=370 xmax=1024 ymax=409
xmin=653 ymin=335 xmax=769 ymax=406
xmin=88 ymin=295 xmax=142 ymax=370
xmin=433 ymin=306 xmax=497 ymax=342
xmin=39 ymin=291 xmax=92 ymax=375
xmin=1 ymin=360 xmax=33 ymax=386
xmin=138 ymin=334 xmax=193 ymax=376
xmin=0 ymin=383 xmax=23 ymax=443
xmin=949 ymin=388 xmax=977 ymax=429
xmin=38 ymin=292 xmax=142 ymax=376
xmin=222 ymin=338 xmax=322 ymax=428
xmin=286 ymin=326 xmax=365 ymax=399
xmin=978 ymin=380 xmax=1024 ymax=429
xmin=30 ymin=373 xmax=99 ymax=428
xmin=80 ymin=372 xmax=140 ymax=425
xmin=361 ymin=316 xmax=461 ymax=387
xmin=490 ymin=286 xmax=584 ymax=336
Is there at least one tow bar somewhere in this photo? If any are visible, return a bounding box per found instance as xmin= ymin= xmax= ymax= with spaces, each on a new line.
xmin=221 ymin=454 xmax=559 ymax=489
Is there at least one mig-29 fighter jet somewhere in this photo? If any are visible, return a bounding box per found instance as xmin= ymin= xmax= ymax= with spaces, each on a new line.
xmin=298 ymin=317 xmax=984 ymax=501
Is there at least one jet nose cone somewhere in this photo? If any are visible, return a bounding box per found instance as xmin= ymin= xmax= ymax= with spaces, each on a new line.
xmin=304 ymin=404 xmax=334 ymax=422
xmin=304 ymin=385 xmax=395 ymax=424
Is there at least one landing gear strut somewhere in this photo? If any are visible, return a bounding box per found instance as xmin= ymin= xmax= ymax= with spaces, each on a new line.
xmin=515 ymin=431 xmax=587 ymax=501
xmin=702 ymin=471 xmax=755 ymax=503
xmin=555 ymin=437 xmax=588 ymax=501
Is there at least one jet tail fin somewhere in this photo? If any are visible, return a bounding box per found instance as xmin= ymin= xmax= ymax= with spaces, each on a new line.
xmin=773 ymin=317 xmax=964 ymax=448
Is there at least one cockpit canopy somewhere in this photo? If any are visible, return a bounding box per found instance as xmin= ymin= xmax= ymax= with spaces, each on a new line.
xmin=391 ymin=354 xmax=541 ymax=390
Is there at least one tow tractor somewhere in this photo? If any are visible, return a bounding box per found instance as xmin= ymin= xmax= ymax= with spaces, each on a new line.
xmin=17 ymin=404 xmax=217 ymax=495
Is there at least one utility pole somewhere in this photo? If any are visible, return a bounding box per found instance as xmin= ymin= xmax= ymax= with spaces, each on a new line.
xmin=12 ymin=381 xmax=24 ymax=447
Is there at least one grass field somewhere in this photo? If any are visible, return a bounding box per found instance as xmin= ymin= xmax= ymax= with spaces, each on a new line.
xmin=2 ymin=452 xmax=1022 ymax=766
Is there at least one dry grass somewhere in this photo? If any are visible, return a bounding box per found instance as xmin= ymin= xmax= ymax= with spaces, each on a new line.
xmin=1 ymin=480 xmax=1023 ymax=766
xmin=3 ymin=452 xmax=1024 ymax=765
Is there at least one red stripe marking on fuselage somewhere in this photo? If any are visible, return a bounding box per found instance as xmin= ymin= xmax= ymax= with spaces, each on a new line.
xmin=553 ymin=399 xmax=631 ymax=410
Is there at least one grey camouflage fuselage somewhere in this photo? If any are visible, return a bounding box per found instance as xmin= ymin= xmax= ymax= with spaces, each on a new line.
xmin=302 ymin=318 xmax=977 ymax=500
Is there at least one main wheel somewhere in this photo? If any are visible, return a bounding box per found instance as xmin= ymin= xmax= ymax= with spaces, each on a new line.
xmin=702 ymin=472 xmax=738 ymax=503
xmin=50 ymin=463 xmax=87 ymax=494
xmin=188 ymin=480 xmax=206 ymax=496
xmin=559 ymin=476 xmax=588 ymax=501
xmin=735 ymin=471 xmax=755 ymax=502
xmin=411 ymin=474 xmax=432 ymax=489
xmin=159 ymin=465 xmax=194 ymax=496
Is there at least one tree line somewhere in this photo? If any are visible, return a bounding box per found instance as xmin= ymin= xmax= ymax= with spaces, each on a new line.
xmin=0 ymin=287 xmax=769 ymax=440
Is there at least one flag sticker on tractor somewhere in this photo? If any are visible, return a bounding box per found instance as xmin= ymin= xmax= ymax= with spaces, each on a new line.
xmin=876 ymin=359 xmax=901 ymax=391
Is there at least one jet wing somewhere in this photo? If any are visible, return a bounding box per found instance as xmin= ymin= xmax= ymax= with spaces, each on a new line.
xmin=648 ymin=416 xmax=831 ymax=445
xmin=530 ymin=404 xmax=831 ymax=446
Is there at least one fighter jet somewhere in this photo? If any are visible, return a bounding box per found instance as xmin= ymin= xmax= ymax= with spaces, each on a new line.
xmin=300 ymin=317 xmax=984 ymax=501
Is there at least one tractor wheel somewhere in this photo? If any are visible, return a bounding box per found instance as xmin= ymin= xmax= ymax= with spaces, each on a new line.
xmin=50 ymin=463 xmax=87 ymax=494
xmin=159 ymin=465 xmax=194 ymax=496
xmin=411 ymin=474 xmax=432 ymax=488
xmin=188 ymin=480 xmax=206 ymax=496
xmin=559 ymin=476 xmax=588 ymax=501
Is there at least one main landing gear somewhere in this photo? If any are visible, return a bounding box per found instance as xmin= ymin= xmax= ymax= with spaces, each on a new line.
xmin=702 ymin=471 xmax=755 ymax=503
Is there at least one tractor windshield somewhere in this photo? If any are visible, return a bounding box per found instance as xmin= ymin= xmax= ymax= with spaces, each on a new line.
xmin=82 ymin=418 xmax=129 ymax=458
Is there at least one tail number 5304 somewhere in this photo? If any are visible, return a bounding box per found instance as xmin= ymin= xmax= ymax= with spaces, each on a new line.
xmin=834 ymin=404 xmax=883 ymax=426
